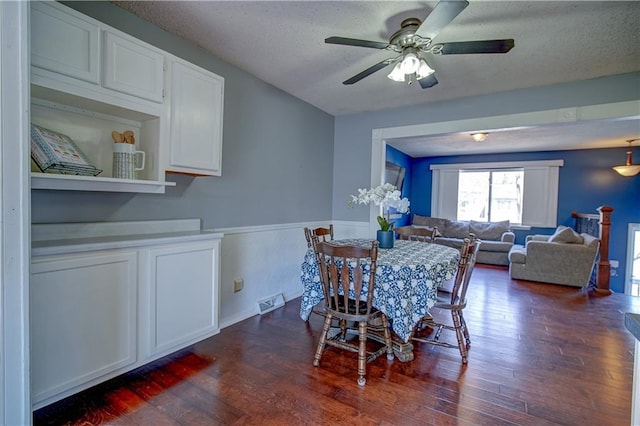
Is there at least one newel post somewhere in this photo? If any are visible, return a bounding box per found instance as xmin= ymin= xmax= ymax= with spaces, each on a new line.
xmin=595 ymin=205 xmax=613 ymax=294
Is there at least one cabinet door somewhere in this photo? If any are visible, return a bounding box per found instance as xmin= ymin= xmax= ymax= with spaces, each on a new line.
xmin=148 ymin=240 xmax=220 ymax=356
xmin=103 ymin=31 xmax=164 ymax=103
xmin=168 ymin=60 xmax=224 ymax=176
xmin=30 ymin=251 xmax=138 ymax=406
xmin=31 ymin=1 xmax=100 ymax=84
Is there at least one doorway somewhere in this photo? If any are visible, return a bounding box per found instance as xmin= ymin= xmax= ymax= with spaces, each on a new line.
xmin=627 ymin=223 xmax=640 ymax=296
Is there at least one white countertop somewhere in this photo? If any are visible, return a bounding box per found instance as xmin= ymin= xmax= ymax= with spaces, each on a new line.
xmin=31 ymin=219 xmax=223 ymax=256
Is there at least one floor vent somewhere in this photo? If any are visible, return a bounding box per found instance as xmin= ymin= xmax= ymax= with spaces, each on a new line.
xmin=257 ymin=293 xmax=285 ymax=315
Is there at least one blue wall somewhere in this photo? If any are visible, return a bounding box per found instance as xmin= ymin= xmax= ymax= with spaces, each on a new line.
xmin=410 ymin=147 xmax=640 ymax=293
xmin=332 ymin=72 xmax=639 ymax=222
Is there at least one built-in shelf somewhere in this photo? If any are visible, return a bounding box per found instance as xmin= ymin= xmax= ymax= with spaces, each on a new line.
xmin=31 ymin=173 xmax=176 ymax=194
xmin=29 ymin=2 xmax=225 ymax=194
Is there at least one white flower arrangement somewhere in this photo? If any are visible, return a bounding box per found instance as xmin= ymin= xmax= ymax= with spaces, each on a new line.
xmin=349 ymin=183 xmax=410 ymax=231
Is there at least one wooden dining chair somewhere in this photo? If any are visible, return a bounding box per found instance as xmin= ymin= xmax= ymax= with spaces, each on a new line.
xmin=304 ymin=224 xmax=334 ymax=248
xmin=304 ymin=225 xmax=336 ymax=322
xmin=394 ymin=225 xmax=437 ymax=243
xmin=411 ymin=236 xmax=480 ymax=363
xmin=310 ymin=237 xmax=394 ymax=386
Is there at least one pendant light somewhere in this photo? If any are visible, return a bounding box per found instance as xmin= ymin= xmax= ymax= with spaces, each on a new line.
xmin=613 ymin=139 xmax=640 ymax=177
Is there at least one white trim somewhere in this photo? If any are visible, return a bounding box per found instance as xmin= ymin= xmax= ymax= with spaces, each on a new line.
xmin=371 ymin=101 xmax=626 ymax=235
xmin=212 ymin=220 xmax=368 ymax=330
xmin=430 ymin=159 xmax=564 ymax=170
xmin=369 ymin=129 xmax=386 ymax=238
xmin=1 ymin=2 xmax=31 ymax=423
xmin=626 ymin=223 xmax=640 ymax=295
xmin=377 ymin=100 xmax=640 ymax=140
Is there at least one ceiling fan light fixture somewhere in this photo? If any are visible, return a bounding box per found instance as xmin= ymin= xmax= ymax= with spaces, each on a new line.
xmin=416 ymin=59 xmax=435 ymax=79
xmin=613 ymin=139 xmax=640 ymax=177
xmin=471 ymin=132 xmax=488 ymax=142
xmin=400 ymin=51 xmax=420 ymax=74
xmin=387 ymin=63 xmax=405 ymax=82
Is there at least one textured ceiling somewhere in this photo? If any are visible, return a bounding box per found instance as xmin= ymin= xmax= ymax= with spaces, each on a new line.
xmin=113 ymin=1 xmax=640 ymax=156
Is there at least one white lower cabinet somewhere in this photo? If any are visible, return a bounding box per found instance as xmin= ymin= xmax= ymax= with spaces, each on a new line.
xmin=30 ymin=236 xmax=221 ymax=409
xmin=146 ymin=241 xmax=220 ymax=357
xmin=30 ymin=251 xmax=138 ymax=406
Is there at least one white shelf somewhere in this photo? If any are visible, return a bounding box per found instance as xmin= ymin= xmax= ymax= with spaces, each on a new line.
xmin=31 ymin=173 xmax=176 ymax=194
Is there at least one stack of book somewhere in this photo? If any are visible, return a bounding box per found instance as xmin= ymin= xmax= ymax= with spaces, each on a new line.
xmin=31 ymin=124 xmax=102 ymax=176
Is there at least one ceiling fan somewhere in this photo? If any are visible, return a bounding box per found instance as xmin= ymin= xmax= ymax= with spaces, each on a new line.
xmin=325 ymin=0 xmax=514 ymax=89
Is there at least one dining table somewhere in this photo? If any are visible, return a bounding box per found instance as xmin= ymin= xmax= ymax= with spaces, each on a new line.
xmin=299 ymin=238 xmax=460 ymax=361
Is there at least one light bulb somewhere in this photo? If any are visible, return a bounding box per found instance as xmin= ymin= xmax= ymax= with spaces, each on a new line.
xmin=400 ymin=52 xmax=420 ymax=74
xmin=416 ymin=59 xmax=435 ymax=79
xmin=387 ymin=63 xmax=405 ymax=82
xmin=471 ymin=133 xmax=488 ymax=142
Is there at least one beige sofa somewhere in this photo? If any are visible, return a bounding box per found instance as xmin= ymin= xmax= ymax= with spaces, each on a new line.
xmin=411 ymin=215 xmax=515 ymax=266
xmin=508 ymin=226 xmax=599 ymax=287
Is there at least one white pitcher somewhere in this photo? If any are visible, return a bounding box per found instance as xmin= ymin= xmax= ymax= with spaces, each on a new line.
xmin=112 ymin=143 xmax=145 ymax=180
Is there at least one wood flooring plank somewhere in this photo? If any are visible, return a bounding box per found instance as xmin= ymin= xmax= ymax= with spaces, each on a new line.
xmin=34 ymin=265 xmax=636 ymax=425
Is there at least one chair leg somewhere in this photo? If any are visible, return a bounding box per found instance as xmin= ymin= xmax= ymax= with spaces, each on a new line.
xmin=381 ymin=314 xmax=394 ymax=361
xmin=357 ymin=320 xmax=367 ymax=386
xmin=459 ymin=311 xmax=471 ymax=348
xmin=313 ymin=313 xmax=333 ymax=367
xmin=451 ymin=310 xmax=468 ymax=364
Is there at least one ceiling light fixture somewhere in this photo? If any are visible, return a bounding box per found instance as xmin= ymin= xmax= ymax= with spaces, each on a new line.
xmin=471 ymin=132 xmax=488 ymax=142
xmin=416 ymin=59 xmax=435 ymax=79
xmin=387 ymin=63 xmax=405 ymax=82
xmin=613 ymin=139 xmax=640 ymax=177
xmin=399 ymin=48 xmax=420 ymax=74
xmin=388 ymin=48 xmax=434 ymax=84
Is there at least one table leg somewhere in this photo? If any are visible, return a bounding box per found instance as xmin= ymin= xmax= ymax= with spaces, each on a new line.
xmin=367 ymin=326 xmax=414 ymax=362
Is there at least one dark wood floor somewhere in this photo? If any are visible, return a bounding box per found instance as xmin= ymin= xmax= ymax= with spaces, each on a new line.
xmin=34 ymin=265 xmax=640 ymax=425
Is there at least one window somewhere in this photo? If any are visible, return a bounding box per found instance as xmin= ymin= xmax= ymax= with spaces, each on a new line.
xmin=457 ymin=169 xmax=523 ymax=223
xmin=430 ymin=160 xmax=563 ymax=227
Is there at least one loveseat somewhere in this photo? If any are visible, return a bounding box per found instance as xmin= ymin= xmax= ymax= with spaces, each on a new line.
xmin=508 ymin=226 xmax=599 ymax=287
xmin=411 ymin=215 xmax=515 ymax=266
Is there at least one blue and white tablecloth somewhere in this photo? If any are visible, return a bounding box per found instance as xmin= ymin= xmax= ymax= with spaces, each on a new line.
xmin=299 ymin=239 xmax=460 ymax=342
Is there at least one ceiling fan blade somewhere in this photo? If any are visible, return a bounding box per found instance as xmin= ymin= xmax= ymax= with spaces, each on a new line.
xmin=419 ymin=73 xmax=439 ymax=89
xmin=343 ymin=59 xmax=394 ymax=85
xmin=325 ymin=36 xmax=389 ymax=50
xmin=416 ymin=0 xmax=469 ymax=40
xmin=435 ymin=39 xmax=515 ymax=54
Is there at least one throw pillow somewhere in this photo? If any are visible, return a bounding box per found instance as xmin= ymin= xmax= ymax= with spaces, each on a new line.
xmin=412 ymin=215 xmax=448 ymax=235
xmin=470 ymin=220 xmax=510 ymax=241
xmin=444 ymin=221 xmax=471 ymax=239
xmin=549 ymin=226 xmax=584 ymax=244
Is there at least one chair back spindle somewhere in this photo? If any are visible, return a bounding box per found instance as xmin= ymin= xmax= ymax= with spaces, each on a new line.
xmin=304 ymin=224 xmax=334 ymax=248
xmin=314 ymin=240 xmax=378 ymax=320
xmin=394 ymin=225 xmax=437 ymax=243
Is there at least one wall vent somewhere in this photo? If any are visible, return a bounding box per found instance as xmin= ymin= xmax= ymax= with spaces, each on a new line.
xmin=257 ymin=293 xmax=285 ymax=315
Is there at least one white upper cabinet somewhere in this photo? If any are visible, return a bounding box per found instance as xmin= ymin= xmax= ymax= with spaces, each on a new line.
xmin=31 ymin=1 xmax=100 ymax=84
xmin=167 ymin=59 xmax=224 ymax=176
xmin=29 ymin=1 xmax=225 ymax=191
xmin=103 ymin=32 xmax=164 ymax=103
